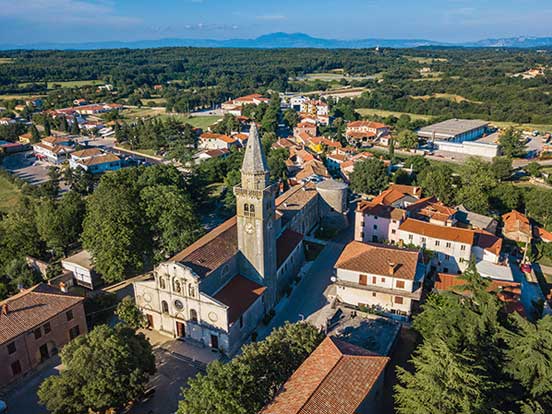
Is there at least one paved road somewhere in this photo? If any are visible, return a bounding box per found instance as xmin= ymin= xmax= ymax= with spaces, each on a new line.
xmin=258 ymin=218 xmax=354 ymax=339
xmin=2 ymin=152 xmax=51 ymax=185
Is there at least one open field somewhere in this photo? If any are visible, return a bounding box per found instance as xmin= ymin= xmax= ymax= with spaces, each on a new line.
xmin=0 ymin=174 xmax=21 ymax=212
xmin=489 ymin=120 xmax=552 ymax=133
xmin=47 ymin=79 xmax=103 ymax=88
xmin=117 ymin=143 xmax=158 ymax=157
xmin=0 ymin=58 xmax=14 ymax=64
xmin=404 ymin=56 xmax=448 ymax=64
xmin=141 ymin=98 xmax=167 ymax=106
xmin=410 ymin=93 xmax=482 ymax=104
xmin=0 ymin=94 xmax=48 ymax=101
xmin=296 ymin=72 xmax=381 ymax=82
xmin=122 ymin=107 xmax=167 ymax=119
xmin=163 ymin=114 xmax=221 ymax=130
xmin=356 ymin=108 xmax=434 ymax=121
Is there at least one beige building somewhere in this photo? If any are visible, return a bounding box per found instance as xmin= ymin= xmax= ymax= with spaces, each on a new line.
xmin=0 ymin=284 xmax=87 ymax=388
xmin=333 ymin=241 xmax=426 ymax=320
xmin=134 ymin=125 xmax=339 ymax=354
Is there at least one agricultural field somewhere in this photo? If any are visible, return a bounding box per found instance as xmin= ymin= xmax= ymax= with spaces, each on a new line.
xmin=0 ymin=174 xmax=21 ymax=212
xmin=356 ymin=108 xmax=434 ymax=121
xmin=0 ymin=93 xmax=47 ymax=101
xmin=46 ymin=79 xmax=103 ymax=89
xmin=141 ymin=98 xmax=167 ymax=106
xmin=404 ymin=56 xmax=448 ymax=64
xmin=410 ymin=93 xmax=482 ymax=104
xmin=294 ymin=71 xmax=381 ymax=82
xmin=0 ymin=58 xmax=14 ymax=64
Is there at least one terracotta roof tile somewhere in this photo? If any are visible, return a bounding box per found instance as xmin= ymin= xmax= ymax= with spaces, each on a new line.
xmin=502 ymin=210 xmax=531 ymax=236
xmin=336 ymin=241 xmax=421 ymax=280
xmin=400 ymin=218 xmax=475 ymax=244
xmin=213 ymin=275 xmax=266 ymax=324
xmin=0 ymin=284 xmax=84 ymax=345
xmin=260 ymin=336 xmax=388 ymax=414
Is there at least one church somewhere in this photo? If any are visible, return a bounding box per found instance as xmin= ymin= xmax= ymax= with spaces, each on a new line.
xmin=134 ymin=124 xmax=347 ymax=354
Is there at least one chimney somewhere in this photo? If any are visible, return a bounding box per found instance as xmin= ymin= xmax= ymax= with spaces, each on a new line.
xmin=1 ymin=303 xmax=8 ymax=316
xmin=388 ymin=262 xmax=396 ymax=276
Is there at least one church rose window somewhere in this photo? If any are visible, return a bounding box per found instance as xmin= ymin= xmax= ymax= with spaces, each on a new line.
xmin=174 ymin=300 xmax=184 ymax=310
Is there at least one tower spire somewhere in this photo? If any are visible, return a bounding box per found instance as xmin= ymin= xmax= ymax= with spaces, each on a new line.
xmin=241 ymin=123 xmax=269 ymax=175
xmin=240 ymin=123 xmax=269 ymax=190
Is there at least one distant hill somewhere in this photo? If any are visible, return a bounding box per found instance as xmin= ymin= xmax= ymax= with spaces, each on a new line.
xmin=1 ymin=32 xmax=552 ymax=51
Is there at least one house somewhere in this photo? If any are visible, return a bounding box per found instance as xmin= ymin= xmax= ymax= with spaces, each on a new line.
xmin=69 ymin=148 xmax=122 ymax=173
xmin=0 ymin=117 xmax=16 ymax=126
xmin=289 ymin=95 xmax=308 ymax=111
xmin=272 ymin=138 xmax=298 ymax=151
xmin=260 ymin=336 xmax=389 ymax=414
xmin=535 ymin=227 xmax=552 ymax=243
xmin=295 ymin=159 xmax=330 ymax=182
xmin=502 ymin=210 xmax=532 ymax=243
xmin=134 ymin=125 xmax=336 ymax=354
xmin=346 ymin=121 xmax=390 ymax=147
xmin=405 ymin=196 xmax=457 ymax=227
xmin=293 ymin=122 xmax=317 ymax=139
xmin=455 ymin=205 xmax=498 ymax=234
xmin=73 ymin=99 xmax=88 ymax=106
xmin=221 ymin=94 xmax=271 ymax=115
xmin=193 ymin=148 xmax=230 ymax=164
xmin=300 ymin=99 xmax=329 ymax=117
xmin=61 ymin=250 xmax=101 ymax=290
xmin=0 ymin=284 xmax=87 ymax=388
xmin=396 ymin=219 xmax=502 ymax=274
xmin=32 ymin=136 xmax=74 ymax=164
xmin=198 ymin=133 xmax=239 ymax=150
xmin=334 ymin=241 xmax=426 ymax=320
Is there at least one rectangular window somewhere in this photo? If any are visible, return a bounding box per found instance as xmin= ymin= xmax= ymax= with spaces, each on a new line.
xmin=66 ymin=310 xmax=74 ymax=321
xmin=381 ymin=277 xmax=386 ymax=283
xmin=408 ymin=234 xmax=413 ymax=241
xmin=7 ymin=342 xmax=16 ymax=354
xmin=435 ymin=240 xmax=440 ymax=247
xmin=69 ymin=325 xmax=80 ymax=340
xmin=394 ymin=296 xmax=404 ymax=305
xmin=373 ymin=224 xmax=378 ymax=230
xmin=391 ymin=229 xmax=397 ymax=234
xmin=396 ymin=280 xmax=405 ymax=289
xmin=43 ymin=322 xmax=51 ymax=334
xmin=359 ymin=274 xmax=368 ymax=286
xmin=372 ymin=292 xmax=376 ymax=297
xmin=34 ymin=327 xmax=42 ymax=340
xmin=460 ymin=245 xmax=467 ymax=251
xmin=372 ymin=276 xmax=377 ymax=285
xmin=421 ymin=237 xmax=426 ymax=244
xmin=11 ymin=360 xmax=22 ymax=376
xmin=446 ymin=242 xmax=452 ymax=248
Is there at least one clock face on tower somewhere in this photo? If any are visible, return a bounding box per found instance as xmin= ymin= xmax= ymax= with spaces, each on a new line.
xmin=245 ymin=222 xmax=255 ymax=234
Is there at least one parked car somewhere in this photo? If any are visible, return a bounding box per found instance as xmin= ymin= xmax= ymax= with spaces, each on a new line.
xmin=521 ymin=263 xmax=532 ymax=273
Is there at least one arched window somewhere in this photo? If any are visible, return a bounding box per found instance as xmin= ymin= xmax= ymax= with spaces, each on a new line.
xmin=249 ymin=204 xmax=255 ymax=217
xmin=173 ymin=279 xmax=181 ymax=294
xmin=190 ymin=309 xmax=198 ymax=323
xmin=159 ymin=277 xmax=166 ymax=290
xmin=244 ymin=204 xmax=249 ymax=215
xmin=161 ymin=300 xmax=169 ymax=314
xmin=188 ymin=284 xmax=195 ymax=298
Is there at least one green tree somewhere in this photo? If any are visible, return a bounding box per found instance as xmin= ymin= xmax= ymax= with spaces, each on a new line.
xmin=267 ymin=148 xmax=289 ymax=183
xmin=43 ymin=118 xmax=51 ymax=136
xmin=526 ymin=161 xmax=541 ymax=177
xmin=456 ymin=157 xmax=498 ymax=213
xmin=499 ymin=127 xmax=526 ymax=158
xmin=70 ymin=120 xmax=80 ymax=135
xmin=223 ymin=169 xmax=241 ymax=212
xmin=418 ymin=163 xmax=455 ymax=204
xmin=115 ymin=296 xmax=148 ymax=330
xmin=349 ymin=158 xmax=389 ymax=195
xmin=283 ymin=108 xmax=300 ymax=128
xmin=526 ymin=188 xmax=552 ymax=229
xmin=178 ymin=322 xmax=324 ymax=414
xmin=396 ymin=129 xmax=419 ymax=150
xmin=38 ymin=324 xmax=155 ymax=414
xmin=503 ymin=314 xmax=552 ymax=411
xmin=395 ymin=337 xmax=496 ymax=414
xmin=403 ymin=155 xmax=429 ymax=174
xmin=491 ymin=156 xmax=513 ymax=182
xmin=29 ymin=124 xmax=41 ymax=143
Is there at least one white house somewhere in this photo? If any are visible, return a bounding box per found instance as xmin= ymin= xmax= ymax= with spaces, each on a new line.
xmin=32 ymin=136 xmax=74 ymax=164
xmin=333 ymin=241 xmax=426 ymax=320
xmin=198 ymin=133 xmax=239 ymax=150
xmin=69 ymin=148 xmax=122 ymax=174
xmin=61 ymin=250 xmax=100 ymax=289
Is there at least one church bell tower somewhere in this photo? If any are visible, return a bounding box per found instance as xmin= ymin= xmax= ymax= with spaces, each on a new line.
xmin=234 ymin=123 xmax=277 ymax=307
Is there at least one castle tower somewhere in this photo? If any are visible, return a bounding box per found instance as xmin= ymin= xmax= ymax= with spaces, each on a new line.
xmin=234 ymin=124 xmax=277 ymax=307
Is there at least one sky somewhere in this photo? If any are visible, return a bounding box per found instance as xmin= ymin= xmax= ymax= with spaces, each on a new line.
xmin=1 ymin=0 xmax=552 ymax=45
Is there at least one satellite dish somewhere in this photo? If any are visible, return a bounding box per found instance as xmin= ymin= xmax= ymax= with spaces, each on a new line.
xmin=330 ymin=276 xmax=337 ymax=283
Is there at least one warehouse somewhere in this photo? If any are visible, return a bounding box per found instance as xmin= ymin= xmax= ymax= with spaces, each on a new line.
xmin=418 ymin=119 xmax=489 ymax=143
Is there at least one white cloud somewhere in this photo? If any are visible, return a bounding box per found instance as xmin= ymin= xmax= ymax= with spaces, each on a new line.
xmin=0 ymin=0 xmax=141 ymax=26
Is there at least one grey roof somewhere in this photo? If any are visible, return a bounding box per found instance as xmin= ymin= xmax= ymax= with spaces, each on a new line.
xmin=418 ymin=119 xmax=489 ymax=139
xmin=241 ymin=123 xmax=268 ymax=174
xmin=456 ymin=205 xmax=496 ymax=230
xmin=316 ymin=179 xmax=348 ymax=191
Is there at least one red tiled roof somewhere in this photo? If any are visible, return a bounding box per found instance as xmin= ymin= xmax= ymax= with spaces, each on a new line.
xmin=336 ymin=241 xmax=421 ymax=280
xmin=536 ymin=227 xmax=552 ymax=242
xmin=502 ymin=210 xmax=531 ymax=236
xmin=260 ymin=336 xmax=388 ymax=414
xmin=406 ymin=196 xmax=456 ymax=222
xmin=199 ymin=133 xmax=236 ymax=144
xmin=0 ymin=284 xmax=84 ymax=345
xmin=276 ymin=229 xmax=303 ymax=268
xmin=372 ymin=188 xmax=410 ymax=206
xmin=400 ymin=218 xmax=475 ymax=244
xmin=214 ymin=275 xmax=266 ymax=324
xmin=357 ymin=201 xmax=405 ymax=221
xmin=347 ymin=120 xmax=388 ymax=129
xmin=389 ymin=184 xmax=422 ymax=198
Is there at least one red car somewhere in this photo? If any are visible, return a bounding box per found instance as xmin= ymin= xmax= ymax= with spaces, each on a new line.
xmin=521 ymin=263 xmax=532 ymax=273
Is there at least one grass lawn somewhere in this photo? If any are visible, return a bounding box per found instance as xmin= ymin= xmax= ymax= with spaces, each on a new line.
xmin=46 ymin=79 xmax=103 ymax=89
xmin=0 ymin=174 xmax=21 ymax=212
xmin=164 ymin=114 xmax=222 ymax=130
xmin=488 ymin=120 xmax=552 ymax=133
xmin=117 ymin=143 xmax=158 ymax=157
xmin=122 ymin=107 xmax=166 ymax=119
xmin=356 ymin=108 xmax=434 ymax=121
xmin=410 ymin=93 xmax=482 ymax=104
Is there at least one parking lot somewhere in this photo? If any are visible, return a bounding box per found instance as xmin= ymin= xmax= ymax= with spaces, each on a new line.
xmin=2 ymin=151 xmax=52 ymax=185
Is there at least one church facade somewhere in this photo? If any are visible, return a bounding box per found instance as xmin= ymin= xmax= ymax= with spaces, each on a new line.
xmin=134 ymin=124 xmax=344 ymax=354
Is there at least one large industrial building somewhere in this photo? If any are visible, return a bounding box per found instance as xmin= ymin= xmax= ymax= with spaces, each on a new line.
xmin=418 ymin=119 xmax=489 ymax=143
